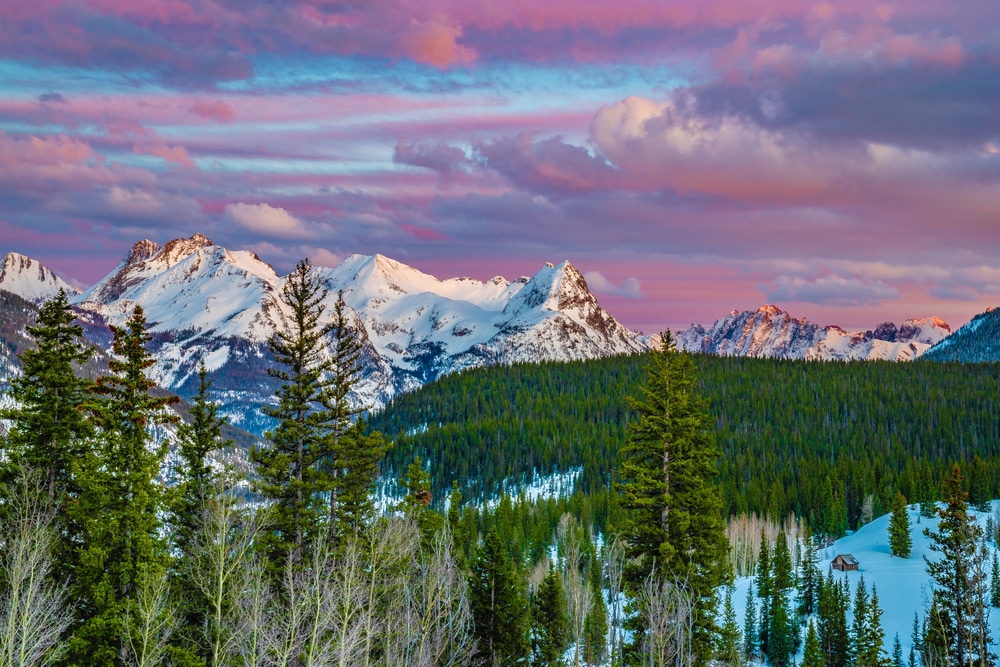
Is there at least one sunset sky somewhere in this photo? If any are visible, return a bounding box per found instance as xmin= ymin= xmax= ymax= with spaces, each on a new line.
xmin=3 ymin=1 xmax=1000 ymax=333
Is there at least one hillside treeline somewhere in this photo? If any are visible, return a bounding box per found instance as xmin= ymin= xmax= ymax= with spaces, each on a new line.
xmin=370 ymin=354 xmax=1000 ymax=535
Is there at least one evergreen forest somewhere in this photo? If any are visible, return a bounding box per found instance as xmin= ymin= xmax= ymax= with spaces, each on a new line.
xmin=370 ymin=353 xmax=1000 ymax=536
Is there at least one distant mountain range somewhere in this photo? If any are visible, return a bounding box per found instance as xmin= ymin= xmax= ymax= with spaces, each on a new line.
xmin=677 ymin=304 xmax=951 ymax=361
xmin=2 ymin=233 xmax=995 ymax=435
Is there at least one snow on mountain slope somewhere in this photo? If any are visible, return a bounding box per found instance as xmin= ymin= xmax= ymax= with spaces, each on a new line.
xmin=922 ymin=306 xmax=1000 ymax=362
xmin=53 ymin=234 xmax=645 ymax=433
xmin=0 ymin=252 xmax=79 ymax=304
xmin=678 ymin=305 xmax=951 ymax=361
xmin=731 ymin=502 xmax=1000 ymax=660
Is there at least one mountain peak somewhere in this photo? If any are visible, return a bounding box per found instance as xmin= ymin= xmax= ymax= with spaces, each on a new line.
xmin=124 ymin=239 xmax=161 ymax=267
xmin=0 ymin=252 xmax=79 ymax=304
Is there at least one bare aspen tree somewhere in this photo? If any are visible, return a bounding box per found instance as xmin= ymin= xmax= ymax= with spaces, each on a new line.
xmin=230 ymin=556 xmax=275 ymax=667
xmin=638 ymin=573 xmax=694 ymax=667
xmin=186 ymin=488 xmax=264 ymax=666
xmin=604 ymin=536 xmax=625 ymax=667
xmin=364 ymin=518 xmax=417 ymax=667
xmin=384 ymin=526 xmax=475 ymax=667
xmin=122 ymin=571 xmax=176 ymax=667
xmin=0 ymin=479 xmax=68 ymax=667
xmin=332 ymin=534 xmax=372 ymax=667
xmin=558 ymin=514 xmax=592 ymax=667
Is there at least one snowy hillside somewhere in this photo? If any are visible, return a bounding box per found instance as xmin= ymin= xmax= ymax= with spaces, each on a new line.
xmin=922 ymin=306 xmax=1000 ymax=362
xmin=679 ymin=305 xmax=950 ymax=361
xmin=732 ymin=503 xmax=1000 ymax=661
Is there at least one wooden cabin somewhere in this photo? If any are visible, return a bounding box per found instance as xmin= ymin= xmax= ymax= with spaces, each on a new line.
xmin=832 ymin=554 xmax=859 ymax=571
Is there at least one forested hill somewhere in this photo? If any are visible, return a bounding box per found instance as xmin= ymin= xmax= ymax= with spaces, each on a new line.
xmin=369 ymin=354 xmax=1000 ymax=534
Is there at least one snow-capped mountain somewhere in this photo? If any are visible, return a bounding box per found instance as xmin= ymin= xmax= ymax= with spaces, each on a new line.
xmin=62 ymin=234 xmax=646 ymax=433
xmin=0 ymin=252 xmax=79 ymax=304
xmin=921 ymin=306 xmax=1000 ymax=362
xmin=678 ymin=305 xmax=950 ymax=361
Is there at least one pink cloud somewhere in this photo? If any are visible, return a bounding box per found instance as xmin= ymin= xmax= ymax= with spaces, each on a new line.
xmin=190 ymin=100 xmax=236 ymax=123
xmin=399 ymin=224 xmax=448 ymax=241
xmin=397 ymin=18 xmax=476 ymax=68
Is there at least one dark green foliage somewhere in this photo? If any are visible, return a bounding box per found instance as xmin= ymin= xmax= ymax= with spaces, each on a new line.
xmin=582 ymin=556 xmax=608 ymax=667
xmin=757 ymin=531 xmax=772 ymax=656
xmin=743 ymin=579 xmax=758 ymax=662
xmin=173 ymin=362 xmax=232 ymax=557
xmin=531 ymin=564 xmax=570 ymax=667
xmin=470 ymin=529 xmax=530 ymax=666
xmin=923 ymin=466 xmax=993 ymax=667
xmin=856 ymin=585 xmax=886 ymax=667
xmin=0 ymin=290 xmax=94 ymax=583
xmin=369 ymin=352 xmax=1000 ymax=536
xmin=766 ymin=587 xmax=793 ymax=667
xmin=798 ymin=535 xmax=821 ymax=617
xmin=1 ymin=290 xmax=94 ymax=499
xmin=802 ymin=619 xmax=824 ymax=667
xmin=617 ymin=333 xmax=728 ymax=664
xmin=889 ymin=492 xmax=912 ymax=558
xmin=68 ymin=306 xmax=178 ymax=666
xmin=991 ymin=551 xmax=1000 ymax=608
xmin=250 ymin=260 xmax=386 ymax=570
xmin=398 ymin=456 xmax=444 ymax=543
xmin=817 ymin=569 xmax=849 ymax=667
xmin=717 ymin=584 xmax=742 ymax=666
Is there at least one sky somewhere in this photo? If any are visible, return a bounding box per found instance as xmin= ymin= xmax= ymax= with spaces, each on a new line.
xmin=3 ymin=1 xmax=1000 ymax=333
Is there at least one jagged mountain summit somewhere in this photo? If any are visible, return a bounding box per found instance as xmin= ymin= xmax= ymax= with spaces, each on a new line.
xmin=677 ymin=304 xmax=950 ymax=361
xmin=0 ymin=252 xmax=80 ymax=304
xmin=921 ymin=306 xmax=1000 ymax=362
xmin=41 ymin=233 xmax=646 ymax=433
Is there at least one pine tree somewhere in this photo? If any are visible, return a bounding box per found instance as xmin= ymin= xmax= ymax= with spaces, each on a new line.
xmin=798 ymin=534 xmax=821 ymax=617
xmin=743 ymin=580 xmax=758 ymax=662
xmin=892 ymin=634 xmax=904 ymax=667
xmin=909 ymin=612 xmax=920 ymax=667
xmin=817 ymin=569 xmax=849 ymax=667
xmin=857 ymin=585 xmax=886 ymax=667
xmin=991 ymin=551 xmax=1000 ymax=608
xmin=0 ymin=289 xmax=93 ymax=500
xmin=888 ymin=491 xmax=912 ymax=558
xmin=767 ymin=585 xmax=793 ymax=667
xmin=923 ymin=465 xmax=993 ymax=667
xmin=398 ymin=456 xmax=444 ymax=543
xmin=0 ymin=290 xmax=94 ymax=584
xmin=851 ymin=577 xmax=869 ymax=665
xmin=716 ymin=584 xmax=742 ymax=666
xmin=801 ymin=619 xmax=824 ymax=667
xmin=470 ymin=528 xmax=530 ymax=666
xmin=582 ymin=558 xmax=608 ymax=666
xmin=170 ymin=362 xmax=233 ymax=664
xmin=757 ymin=531 xmax=773 ymax=656
xmin=532 ymin=564 xmax=570 ymax=667
xmin=251 ymin=260 xmax=385 ymax=569
xmin=67 ymin=306 xmax=178 ymax=665
xmin=173 ymin=362 xmax=232 ymax=558
xmin=617 ymin=331 xmax=729 ymax=664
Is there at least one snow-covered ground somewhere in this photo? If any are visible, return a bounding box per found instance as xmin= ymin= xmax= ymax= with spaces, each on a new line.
xmin=731 ymin=502 xmax=1000 ymax=659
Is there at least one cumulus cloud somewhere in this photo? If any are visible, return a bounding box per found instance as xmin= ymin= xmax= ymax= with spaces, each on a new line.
xmin=760 ymin=274 xmax=899 ymax=307
xmin=583 ymin=270 xmax=642 ymax=299
xmin=393 ymin=140 xmax=473 ymax=176
xmin=225 ymin=202 xmax=312 ymax=239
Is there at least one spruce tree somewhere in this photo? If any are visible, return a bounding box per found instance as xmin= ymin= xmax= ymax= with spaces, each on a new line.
xmin=851 ymin=577 xmax=869 ymax=665
xmin=889 ymin=491 xmax=912 ymax=558
xmin=470 ymin=528 xmax=530 ymax=666
xmin=923 ymin=465 xmax=993 ymax=667
xmin=857 ymin=585 xmax=886 ymax=667
xmin=251 ymin=260 xmax=385 ymax=569
xmin=817 ymin=569 xmax=849 ymax=667
xmin=171 ymin=362 xmax=233 ymax=664
xmin=1 ymin=289 xmax=93 ymax=500
xmin=717 ymin=584 xmax=742 ymax=666
xmin=801 ymin=619 xmax=824 ymax=667
xmin=398 ymin=456 xmax=444 ymax=543
xmin=617 ymin=332 xmax=728 ymax=663
xmin=991 ymin=551 xmax=1000 ymax=608
xmin=0 ymin=289 xmax=93 ymax=585
xmin=743 ymin=580 xmax=758 ymax=662
xmin=532 ymin=564 xmax=570 ymax=667
xmin=757 ymin=531 xmax=773 ymax=657
xmin=68 ymin=306 xmax=178 ymax=666
xmin=892 ymin=634 xmax=904 ymax=667
xmin=798 ymin=534 xmax=821 ymax=616
xmin=173 ymin=362 xmax=232 ymax=558
xmin=582 ymin=559 xmax=608 ymax=666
